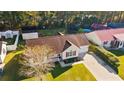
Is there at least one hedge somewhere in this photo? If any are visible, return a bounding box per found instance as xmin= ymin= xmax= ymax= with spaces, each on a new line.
xmin=89 ymin=45 xmax=120 ymax=73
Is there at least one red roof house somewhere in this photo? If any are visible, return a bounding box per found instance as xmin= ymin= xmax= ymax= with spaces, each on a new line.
xmin=85 ymin=28 xmax=124 ymax=49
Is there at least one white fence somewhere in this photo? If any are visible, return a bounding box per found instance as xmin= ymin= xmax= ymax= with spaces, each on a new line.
xmin=6 ymin=31 xmax=19 ymax=51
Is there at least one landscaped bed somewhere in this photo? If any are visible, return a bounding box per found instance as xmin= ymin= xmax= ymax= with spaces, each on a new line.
xmin=89 ymin=45 xmax=120 ymax=73
xmin=109 ymin=49 xmax=124 ymax=80
xmin=63 ymin=57 xmax=79 ymax=64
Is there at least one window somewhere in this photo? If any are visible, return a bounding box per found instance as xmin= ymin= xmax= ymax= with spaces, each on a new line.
xmin=120 ymin=42 xmax=123 ymax=46
xmin=115 ymin=41 xmax=120 ymax=48
xmin=66 ymin=51 xmax=76 ymax=57
xmin=66 ymin=52 xmax=69 ymax=57
xmin=104 ymin=41 xmax=108 ymax=44
xmin=73 ymin=51 xmax=76 ymax=56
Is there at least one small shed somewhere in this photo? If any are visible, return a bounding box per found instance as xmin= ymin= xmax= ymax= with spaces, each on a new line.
xmin=22 ymin=30 xmax=38 ymax=40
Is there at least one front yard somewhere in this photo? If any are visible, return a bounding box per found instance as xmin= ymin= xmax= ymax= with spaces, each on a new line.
xmin=53 ymin=63 xmax=96 ymax=81
xmin=109 ymin=50 xmax=124 ymax=80
xmin=23 ymin=63 xmax=96 ymax=81
xmin=1 ymin=49 xmax=96 ymax=81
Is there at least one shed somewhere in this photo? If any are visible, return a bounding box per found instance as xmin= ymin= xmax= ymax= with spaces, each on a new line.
xmin=22 ymin=30 xmax=38 ymax=40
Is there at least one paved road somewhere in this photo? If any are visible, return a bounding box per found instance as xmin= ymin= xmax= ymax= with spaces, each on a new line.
xmin=83 ymin=53 xmax=122 ymax=81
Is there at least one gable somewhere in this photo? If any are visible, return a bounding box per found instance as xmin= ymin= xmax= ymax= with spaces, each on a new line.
xmin=62 ymin=41 xmax=80 ymax=53
xmin=63 ymin=40 xmax=72 ymax=51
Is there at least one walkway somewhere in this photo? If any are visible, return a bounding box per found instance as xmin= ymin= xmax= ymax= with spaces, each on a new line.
xmin=83 ymin=53 xmax=122 ymax=81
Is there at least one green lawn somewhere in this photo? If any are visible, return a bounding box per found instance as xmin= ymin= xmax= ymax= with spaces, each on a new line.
xmin=118 ymin=56 xmax=124 ymax=80
xmin=23 ymin=63 xmax=96 ymax=81
xmin=53 ymin=64 xmax=96 ymax=81
xmin=109 ymin=50 xmax=124 ymax=80
xmin=0 ymin=50 xmax=24 ymax=81
xmin=1 ymin=49 xmax=96 ymax=81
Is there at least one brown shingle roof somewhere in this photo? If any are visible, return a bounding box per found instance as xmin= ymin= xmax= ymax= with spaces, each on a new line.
xmin=26 ymin=34 xmax=89 ymax=54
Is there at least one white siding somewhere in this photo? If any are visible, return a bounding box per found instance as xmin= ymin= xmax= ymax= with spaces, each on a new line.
xmin=62 ymin=44 xmax=79 ymax=60
xmin=103 ymin=41 xmax=112 ymax=48
xmin=22 ymin=32 xmax=38 ymax=40
xmin=79 ymin=45 xmax=89 ymax=53
xmin=0 ymin=43 xmax=7 ymax=63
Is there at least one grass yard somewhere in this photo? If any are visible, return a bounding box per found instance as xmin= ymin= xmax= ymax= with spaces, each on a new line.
xmin=38 ymin=28 xmax=66 ymax=36
xmin=0 ymin=50 xmax=24 ymax=81
xmin=53 ymin=64 xmax=96 ymax=81
xmin=109 ymin=50 xmax=124 ymax=80
xmin=23 ymin=63 xmax=96 ymax=81
xmin=1 ymin=49 xmax=96 ymax=81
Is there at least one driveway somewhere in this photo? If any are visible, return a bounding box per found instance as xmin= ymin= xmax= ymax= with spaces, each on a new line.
xmin=83 ymin=53 xmax=122 ymax=81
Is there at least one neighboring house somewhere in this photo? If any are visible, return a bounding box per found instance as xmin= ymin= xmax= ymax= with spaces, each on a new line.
xmin=85 ymin=28 xmax=124 ymax=49
xmin=0 ymin=30 xmax=19 ymax=51
xmin=22 ymin=30 xmax=38 ymax=40
xmin=111 ymin=33 xmax=124 ymax=49
xmin=0 ymin=41 xmax=7 ymax=65
xmin=26 ymin=34 xmax=89 ymax=63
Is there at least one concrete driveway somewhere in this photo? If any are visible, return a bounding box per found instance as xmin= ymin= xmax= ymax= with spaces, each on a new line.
xmin=83 ymin=53 xmax=122 ymax=81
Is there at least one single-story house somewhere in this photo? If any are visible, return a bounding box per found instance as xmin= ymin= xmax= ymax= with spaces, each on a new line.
xmin=26 ymin=34 xmax=90 ymax=63
xmin=85 ymin=28 xmax=124 ymax=49
xmin=22 ymin=30 xmax=38 ymax=40
xmin=0 ymin=41 xmax=7 ymax=65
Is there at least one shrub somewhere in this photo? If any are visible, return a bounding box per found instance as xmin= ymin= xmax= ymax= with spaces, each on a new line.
xmin=89 ymin=45 xmax=120 ymax=73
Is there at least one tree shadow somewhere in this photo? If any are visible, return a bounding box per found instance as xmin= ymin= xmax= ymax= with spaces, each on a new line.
xmin=51 ymin=62 xmax=72 ymax=78
xmin=0 ymin=56 xmax=25 ymax=81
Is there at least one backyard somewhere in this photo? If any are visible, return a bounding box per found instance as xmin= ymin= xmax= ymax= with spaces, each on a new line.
xmin=38 ymin=28 xmax=66 ymax=36
xmin=109 ymin=50 xmax=124 ymax=80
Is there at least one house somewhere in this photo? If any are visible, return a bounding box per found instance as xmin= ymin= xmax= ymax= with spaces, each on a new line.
xmin=0 ymin=41 xmax=7 ymax=68
xmin=111 ymin=33 xmax=124 ymax=49
xmin=26 ymin=34 xmax=90 ymax=63
xmin=22 ymin=30 xmax=38 ymax=40
xmin=85 ymin=28 xmax=124 ymax=49
xmin=0 ymin=30 xmax=19 ymax=51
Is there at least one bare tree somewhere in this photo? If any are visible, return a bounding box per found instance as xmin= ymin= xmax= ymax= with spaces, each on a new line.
xmin=18 ymin=45 xmax=55 ymax=80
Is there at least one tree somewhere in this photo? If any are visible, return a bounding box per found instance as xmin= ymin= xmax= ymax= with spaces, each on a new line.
xmin=18 ymin=45 xmax=55 ymax=80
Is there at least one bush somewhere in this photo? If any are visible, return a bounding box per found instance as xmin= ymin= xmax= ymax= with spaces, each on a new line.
xmin=89 ymin=45 xmax=120 ymax=73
